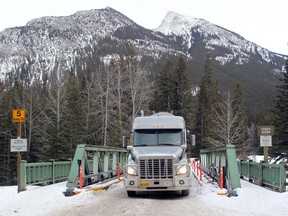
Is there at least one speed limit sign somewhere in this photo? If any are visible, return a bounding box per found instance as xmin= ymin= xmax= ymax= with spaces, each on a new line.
xmin=12 ymin=109 xmax=25 ymax=123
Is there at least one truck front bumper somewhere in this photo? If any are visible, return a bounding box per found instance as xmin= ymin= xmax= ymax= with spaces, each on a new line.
xmin=124 ymin=175 xmax=191 ymax=192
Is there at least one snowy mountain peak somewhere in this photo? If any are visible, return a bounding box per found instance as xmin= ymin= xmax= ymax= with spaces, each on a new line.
xmin=26 ymin=7 xmax=134 ymax=31
xmin=155 ymin=11 xmax=200 ymax=35
xmin=0 ymin=7 xmax=143 ymax=81
xmin=155 ymin=11 xmax=280 ymax=65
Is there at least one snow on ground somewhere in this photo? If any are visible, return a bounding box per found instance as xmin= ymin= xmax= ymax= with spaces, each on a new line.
xmin=0 ymin=180 xmax=120 ymax=216
xmin=0 ymin=177 xmax=287 ymax=216
xmin=199 ymin=180 xmax=288 ymax=215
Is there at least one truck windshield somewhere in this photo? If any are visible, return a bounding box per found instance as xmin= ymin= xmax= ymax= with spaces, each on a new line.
xmin=134 ymin=129 xmax=183 ymax=146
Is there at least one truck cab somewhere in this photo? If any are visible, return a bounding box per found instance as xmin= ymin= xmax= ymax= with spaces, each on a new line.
xmin=123 ymin=112 xmax=194 ymax=197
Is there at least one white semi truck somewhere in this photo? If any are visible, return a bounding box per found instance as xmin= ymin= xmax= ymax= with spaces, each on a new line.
xmin=123 ymin=112 xmax=194 ymax=197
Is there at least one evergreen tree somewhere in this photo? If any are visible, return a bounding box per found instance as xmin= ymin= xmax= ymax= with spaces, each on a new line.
xmin=0 ymin=86 xmax=15 ymax=185
xmin=195 ymin=54 xmax=219 ymax=151
xmin=272 ymin=57 xmax=288 ymax=155
xmin=0 ymin=81 xmax=24 ymax=185
xmin=171 ymin=55 xmax=192 ymax=117
xmin=63 ymin=72 xmax=86 ymax=158
xmin=150 ymin=56 xmax=193 ymax=118
xmin=172 ymin=56 xmax=195 ymax=133
xmin=150 ymin=60 xmax=174 ymax=112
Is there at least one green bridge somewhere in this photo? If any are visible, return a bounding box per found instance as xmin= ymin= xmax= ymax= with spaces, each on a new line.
xmin=19 ymin=144 xmax=286 ymax=193
xmin=200 ymin=145 xmax=286 ymax=193
xmin=19 ymin=144 xmax=128 ymax=193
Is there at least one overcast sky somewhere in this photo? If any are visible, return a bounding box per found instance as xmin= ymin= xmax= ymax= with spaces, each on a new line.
xmin=0 ymin=0 xmax=287 ymax=54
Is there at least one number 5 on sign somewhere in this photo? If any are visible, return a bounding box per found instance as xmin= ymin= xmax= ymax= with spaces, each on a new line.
xmin=12 ymin=109 xmax=25 ymax=123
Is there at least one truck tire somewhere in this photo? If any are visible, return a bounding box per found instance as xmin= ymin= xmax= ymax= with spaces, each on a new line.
xmin=182 ymin=189 xmax=190 ymax=196
xmin=127 ymin=191 xmax=136 ymax=197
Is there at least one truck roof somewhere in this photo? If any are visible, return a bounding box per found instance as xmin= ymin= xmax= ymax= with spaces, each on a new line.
xmin=133 ymin=112 xmax=185 ymax=130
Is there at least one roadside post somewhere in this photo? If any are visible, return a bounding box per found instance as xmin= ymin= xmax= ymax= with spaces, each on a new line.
xmin=219 ymin=166 xmax=223 ymax=190
xmin=118 ymin=162 xmax=121 ymax=181
xmin=11 ymin=109 xmax=27 ymax=193
xmin=77 ymin=159 xmax=83 ymax=189
xmin=199 ymin=163 xmax=203 ymax=181
xmin=257 ymin=126 xmax=275 ymax=162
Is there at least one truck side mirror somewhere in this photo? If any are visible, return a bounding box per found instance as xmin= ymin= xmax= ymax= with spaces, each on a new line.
xmin=191 ymin=135 xmax=196 ymax=147
xmin=127 ymin=145 xmax=133 ymax=153
xmin=181 ymin=144 xmax=187 ymax=151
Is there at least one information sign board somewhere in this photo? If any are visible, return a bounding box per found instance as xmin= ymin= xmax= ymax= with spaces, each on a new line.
xmin=11 ymin=139 xmax=27 ymax=152
xmin=260 ymin=135 xmax=272 ymax=147
xmin=257 ymin=126 xmax=275 ymax=136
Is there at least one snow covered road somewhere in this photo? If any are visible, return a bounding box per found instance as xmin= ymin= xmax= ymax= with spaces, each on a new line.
xmin=1 ymin=174 xmax=287 ymax=216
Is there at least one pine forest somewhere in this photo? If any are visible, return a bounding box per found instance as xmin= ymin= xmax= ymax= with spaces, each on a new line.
xmin=0 ymin=49 xmax=287 ymax=185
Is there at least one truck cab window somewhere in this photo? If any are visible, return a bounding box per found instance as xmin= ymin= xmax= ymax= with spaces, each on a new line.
xmin=134 ymin=130 xmax=157 ymax=146
xmin=134 ymin=129 xmax=182 ymax=146
xmin=159 ymin=129 xmax=182 ymax=145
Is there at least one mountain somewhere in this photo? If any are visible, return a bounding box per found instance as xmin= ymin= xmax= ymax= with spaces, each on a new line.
xmin=154 ymin=11 xmax=286 ymax=111
xmin=0 ymin=7 xmax=285 ymax=111
xmin=156 ymin=11 xmax=283 ymax=66
xmin=0 ymin=7 xmax=181 ymax=82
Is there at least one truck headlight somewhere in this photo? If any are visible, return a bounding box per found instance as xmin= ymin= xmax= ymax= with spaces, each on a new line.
xmin=126 ymin=166 xmax=137 ymax=176
xmin=177 ymin=165 xmax=189 ymax=175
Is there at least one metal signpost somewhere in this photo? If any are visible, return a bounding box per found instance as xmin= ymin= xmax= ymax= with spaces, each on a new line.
xmin=11 ymin=109 xmax=26 ymax=192
xmin=257 ymin=126 xmax=275 ymax=162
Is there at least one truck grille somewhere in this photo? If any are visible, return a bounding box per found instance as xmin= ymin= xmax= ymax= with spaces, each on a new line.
xmin=139 ymin=158 xmax=174 ymax=179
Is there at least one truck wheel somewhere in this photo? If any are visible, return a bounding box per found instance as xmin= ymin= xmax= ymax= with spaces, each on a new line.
xmin=127 ymin=191 xmax=136 ymax=197
xmin=182 ymin=189 xmax=190 ymax=196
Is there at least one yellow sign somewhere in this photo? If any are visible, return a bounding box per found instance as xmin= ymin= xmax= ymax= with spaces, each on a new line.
xmin=12 ymin=109 xmax=25 ymax=123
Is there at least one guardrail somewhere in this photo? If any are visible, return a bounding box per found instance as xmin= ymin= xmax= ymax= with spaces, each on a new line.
xmin=238 ymin=160 xmax=287 ymax=192
xmin=65 ymin=144 xmax=128 ymax=195
xmin=19 ymin=160 xmax=72 ymax=191
xmin=200 ymin=144 xmax=241 ymax=195
xmin=19 ymin=144 xmax=128 ymax=192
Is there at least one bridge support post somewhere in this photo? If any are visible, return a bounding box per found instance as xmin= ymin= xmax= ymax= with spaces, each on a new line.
xmin=65 ymin=144 xmax=86 ymax=195
xmin=93 ymin=152 xmax=99 ymax=182
xmin=226 ymin=145 xmax=241 ymax=187
xmin=112 ymin=152 xmax=117 ymax=176
xmin=103 ymin=152 xmax=109 ymax=178
xmin=19 ymin=160 xmax=27 ymax=192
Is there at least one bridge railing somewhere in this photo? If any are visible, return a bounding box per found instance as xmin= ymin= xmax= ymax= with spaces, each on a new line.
xmin=238 ymin=160 xmax=286 ymax=192
xmin=200 ymin=144 xmax=241 ymax=194
xmin=19 ymin=144 xmax=128 ymax=192
xmin=19 ymin=160 xmax=72 ymax=191
xmin=65 ymin=144 xmax=128 ymax=195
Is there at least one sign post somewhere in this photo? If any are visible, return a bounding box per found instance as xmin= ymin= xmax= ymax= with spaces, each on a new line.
xmin=257 ymin=126 xmax=274 ymax=162
xmin=11 ymin=109 xmax=26 ymax=193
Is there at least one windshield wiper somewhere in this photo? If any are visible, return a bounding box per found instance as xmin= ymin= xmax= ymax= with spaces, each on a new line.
xmin=134 ymin=144 xmax=151 ymax=146
xmin=158 ymin=143 xmax=177 ymax=146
